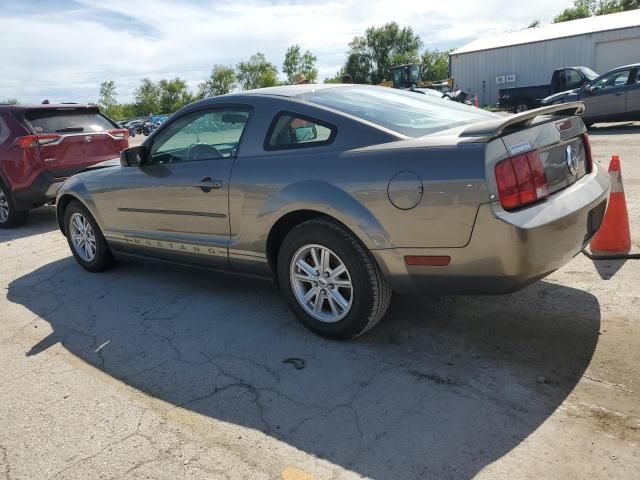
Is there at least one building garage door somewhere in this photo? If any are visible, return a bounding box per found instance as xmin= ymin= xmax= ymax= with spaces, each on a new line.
xmin=595 ymin=38 xmax=640 ymax=73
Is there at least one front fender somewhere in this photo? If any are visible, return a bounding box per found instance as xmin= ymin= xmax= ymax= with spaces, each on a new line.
xmin=259 ymin=180 xmax=393 ymax=251
xmin=55 ymin=175 xmax=103 ymax=235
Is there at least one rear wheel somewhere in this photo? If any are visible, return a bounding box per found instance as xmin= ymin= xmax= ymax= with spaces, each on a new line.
xmin=0 ymin=181 xmax=28 ymax=229
xmin=64 ymin=201 xmax=115 ymax=272
xmin=277 ymin=219 xmax=391 ymax=339
xmin=514 ymin=102 xmax=530 ymax=113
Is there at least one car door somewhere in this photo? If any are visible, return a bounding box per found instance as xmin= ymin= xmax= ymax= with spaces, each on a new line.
xmin=625 ymin=68 xmax=640 ymax=117
xmin=582 ymin=69 xmax=631 ymax=120
xmin=104 ymin=106 xmax=251 ymax=269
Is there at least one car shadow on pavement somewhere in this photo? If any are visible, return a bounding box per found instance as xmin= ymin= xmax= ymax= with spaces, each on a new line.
xmin=0 ymin=206 xmax=58 ymax=244
xmin=8 ymin=258 xmax=601 ymax=480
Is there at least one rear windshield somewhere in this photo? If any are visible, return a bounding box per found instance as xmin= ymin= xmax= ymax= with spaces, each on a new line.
xmin=25 ymin=109 xmax=115 ymax=134
xmin=298 ymin=86 xmax=497 ymax=137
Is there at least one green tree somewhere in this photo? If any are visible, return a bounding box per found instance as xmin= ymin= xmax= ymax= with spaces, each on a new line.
xmin=158 ymin=77 xmax=193 ymax=113
xmin=106 ymin=103 xmax=138 ymax=121
xmin=554 ymin=4 xmax=591 ymax=22
xmin=199 ymin=65 xmax=237 ymax=97
xmin=134 ymin=78 xmax=161 ymax=116
xmin=323 ymin=70 xmax=345 ymax=83
xmin=619 ymin=0 xmax=640 ymax=9
xmin=282 ymin=45 xmax=318 ymax=83
xmin=420 ymin=49 xmax=450 ymax=82
xmin=554 ymin=0 xmax=594 ymax=22
xmin=343 ymin=22 xmax=423 ymax=84
xmin=236 ymin=53 xmax=279 ymax=90
xmin=528 ymin=20 xmax=541 ymax=28
xmin=553 ymin=0 xmax=638 ymax=22
xmin=98 ymin=80 xmax=117 ymax=114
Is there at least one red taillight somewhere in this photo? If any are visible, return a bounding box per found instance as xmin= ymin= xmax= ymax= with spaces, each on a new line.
xmin=36 ymin=134 xmax=62 ymax=146
xmin=582 ymin=134 xmax=592 ymax=172
xmin=495 ymin=151 xmax=548 ymax=210
xmin=108 ymin=128 xmax=129 ymax=139
xmin=13 ymin=134 xmax=61 ymax=149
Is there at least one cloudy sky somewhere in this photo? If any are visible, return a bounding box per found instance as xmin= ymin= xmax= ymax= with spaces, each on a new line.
xmin=0 ymin=0 xmax=572 ymax=104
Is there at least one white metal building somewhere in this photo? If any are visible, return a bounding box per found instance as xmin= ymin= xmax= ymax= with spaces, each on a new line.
xmin=450 ymin=10 xmax=640 ymax=106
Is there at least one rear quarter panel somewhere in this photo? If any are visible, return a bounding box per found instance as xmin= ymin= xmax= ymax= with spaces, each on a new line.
xmin=229 ymin=98 xmax=492 ymax=273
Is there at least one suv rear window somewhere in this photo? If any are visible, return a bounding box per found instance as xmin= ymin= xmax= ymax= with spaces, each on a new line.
xmin=24 ymin=109 xmax=116 ymax=134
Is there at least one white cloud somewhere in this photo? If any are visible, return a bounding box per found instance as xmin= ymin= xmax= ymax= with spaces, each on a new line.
xmin=0 ymin=0 xmax=571 ymax=103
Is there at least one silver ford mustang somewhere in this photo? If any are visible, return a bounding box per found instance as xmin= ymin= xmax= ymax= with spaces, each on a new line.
xmin=56 ymin=84 xmax=610 ymax=339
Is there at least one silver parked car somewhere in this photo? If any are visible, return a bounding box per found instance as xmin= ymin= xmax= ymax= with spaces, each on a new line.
xmin=56 ymin=85 xmax=610 ymax=339
xmin=542 ymin=63 xmax=640 ymax=126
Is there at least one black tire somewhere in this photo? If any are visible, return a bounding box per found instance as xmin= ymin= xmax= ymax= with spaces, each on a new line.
xmin=0 ymin=180 xmax=28 ymax=229
xmin=277 ymin=219 xmax=391 ymax=339
xmin=514 ymin=102 xmax=530 ymax=113
xmin=64 ymin=200 xmax=116 ymax=272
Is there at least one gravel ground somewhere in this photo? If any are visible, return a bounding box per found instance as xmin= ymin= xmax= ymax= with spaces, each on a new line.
xmin=0 ymin=122 xmax=639 ymax=480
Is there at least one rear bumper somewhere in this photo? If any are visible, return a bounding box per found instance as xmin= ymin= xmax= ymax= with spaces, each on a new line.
xmin=13 ymin=171 xmax=65 ymax=209
xmin=372 ymin=165 xmax=610 ymax=295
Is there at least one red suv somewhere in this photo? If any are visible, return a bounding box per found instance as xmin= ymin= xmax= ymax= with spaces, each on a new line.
xmin=0 ymin=104 xmax=128 ymax=228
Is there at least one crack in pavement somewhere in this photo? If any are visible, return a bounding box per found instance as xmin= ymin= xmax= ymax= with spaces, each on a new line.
xmin=0 ymin=445 xmax=10 ymax=480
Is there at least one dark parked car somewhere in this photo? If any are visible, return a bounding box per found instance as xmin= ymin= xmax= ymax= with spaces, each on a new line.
xmin=0 ymin=104 xmax=128 ymax=227
xmin=542 ymin=63 xmax=640 ymax=126
xmin=498 ymin=67 xmax=599 ymax=113
xmin=56 ymin=85 xmax=608 ymax=339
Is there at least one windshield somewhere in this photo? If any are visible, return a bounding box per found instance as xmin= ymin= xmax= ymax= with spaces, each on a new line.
xmin=298 ymin=86 xmax=497 ymax=137
xmin=577 ymin=67 xmax=599 ymax=81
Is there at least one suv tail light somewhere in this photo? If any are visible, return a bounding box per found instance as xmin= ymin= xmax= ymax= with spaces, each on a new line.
xmin=582 ymin=134 xmax=592 ymax=173
xmin=495 ymin=151 xmax=549 ymax=210
xmin=13 ymin=134 xmax=61 ymax=149
xmin=108 ymin=128 xmax=129 ymax=139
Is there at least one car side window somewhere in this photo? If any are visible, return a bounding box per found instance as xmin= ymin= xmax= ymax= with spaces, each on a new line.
xmin=592 ymin=70 xmax=630 ymax=91
xmin=150 ymin=108 xmax=250 ymax=164
xmin=266 ymin=112 xmax=335 ymax=150
xmin=565 ymin=69 xmax=584 ymax=89
xmin=0 ymin=116 xmax=9 ymax=145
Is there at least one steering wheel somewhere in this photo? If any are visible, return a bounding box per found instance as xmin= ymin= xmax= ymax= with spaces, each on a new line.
xmin=185 ymin=143 xmax=224 ymax=162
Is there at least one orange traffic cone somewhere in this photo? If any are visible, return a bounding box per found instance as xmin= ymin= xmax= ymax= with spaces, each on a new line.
xmin=474 ymin=96 xmax=479 ymax=108
xmin=589 ymin=155 xmax=631 ymax=256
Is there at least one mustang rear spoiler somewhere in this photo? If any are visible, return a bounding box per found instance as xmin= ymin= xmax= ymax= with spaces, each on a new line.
xmin=459 ymin=102 xmax=585 ymax=139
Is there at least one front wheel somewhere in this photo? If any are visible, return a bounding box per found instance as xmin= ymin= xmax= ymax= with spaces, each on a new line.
xmin=64 ymin=201 xmax=116 ymax=272
xmin=277 ymin=219 xmax=391 ymax=339
xmin=0 ymin=181 xmax=28 ymax=229
xmin=514 ymin=102 xmax=530 ymax=113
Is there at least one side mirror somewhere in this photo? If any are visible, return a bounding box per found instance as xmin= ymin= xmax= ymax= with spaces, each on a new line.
xmin=584 ymin=84 xmax=594 ymax=94
xmin=120 ymin=145 xmax=148 ymax=167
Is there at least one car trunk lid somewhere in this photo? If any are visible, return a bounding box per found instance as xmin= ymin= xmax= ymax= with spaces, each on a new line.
xmin=456 ymin=102 xmax=591 ymax=210
xmin=23 ymin=107 xmax=128 ymax=178
xmin=500 ymin=115 xmax=591 ymax=196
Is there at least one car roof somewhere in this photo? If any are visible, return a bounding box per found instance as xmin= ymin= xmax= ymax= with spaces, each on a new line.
xmin=0 ymin=103 xmax=99 ymax=112
xmin=612 ymin=63 xmax=640 ymax=70
xmin=240 ymin=83 xmax=347 ymax=97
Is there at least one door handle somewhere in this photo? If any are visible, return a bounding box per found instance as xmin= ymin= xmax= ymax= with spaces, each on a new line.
xmin=194 ymin=177 xmax=222 ymax=193
xmin=615 ymin=92 xmax=624 ymax=96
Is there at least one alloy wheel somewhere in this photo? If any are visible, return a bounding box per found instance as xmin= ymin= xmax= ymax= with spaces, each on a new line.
xmin=0 ymin=187 xmax=9 ymax=223
xmin=69 ymin=212 xmax=97 ymax=262
xmin=289 ymin=244 xmax=353 ymax=323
